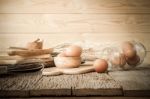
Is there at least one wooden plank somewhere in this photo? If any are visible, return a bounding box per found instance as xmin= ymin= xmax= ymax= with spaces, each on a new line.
xmin=29 ymin=75 xmax=73 ymax=96
xmin=3 ymin=97 xmax=150 ymax=99
xmin=71 ymin=72 xmax=122 ymax=96
xmin=0 ymin=71 xmax=42 ymax=97
xmin=0 ymin=71 xmax=72 ymax=97
xmin=0 ymin=72 xmax=122 ymax=97
xmin=109 ymin=67 xmax=150 ymax=96
xmin=30 ymin=72 xmax=122 ymax=96
xmin=0 ymin=33 xmax=83 ymax=51
xmin=82 ymin=33 xmax=150 ymax=55
xmin=0 ymin=14 xmax=150 ymax=33
xmin=0 ymin=33 xmax=150 ymax=51
xmin=0 ymin=0 xmax=150 ymax=14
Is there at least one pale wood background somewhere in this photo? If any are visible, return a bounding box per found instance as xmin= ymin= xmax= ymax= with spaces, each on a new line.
xmin=0 ymin=0 xmax=150 ymax=63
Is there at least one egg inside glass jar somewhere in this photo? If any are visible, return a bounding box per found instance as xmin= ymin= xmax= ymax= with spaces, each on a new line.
xmin=126 ymin=55 xmax=140 ymax=67
xmin=121 ymin=41 xmax=146 ymax=67
xmin=65 ymin=45 xmax=82 ymax=57
xmin=121 ymin=41 xmax=137 ymax=59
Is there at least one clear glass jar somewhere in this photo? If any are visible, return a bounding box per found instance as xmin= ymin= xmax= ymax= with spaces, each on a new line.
xmin=108 ymin=41 xmax=147 ymax=71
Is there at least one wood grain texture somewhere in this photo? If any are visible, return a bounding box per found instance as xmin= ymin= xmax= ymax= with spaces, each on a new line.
xmin=0 ymin=71 xmax=42 ymax=97
xmin=109 ymin=67 xmax=150 ymax=96
xmin=0 ymin=71 xmax=72 ymax=97
xmin=0 ymin=33 xmax=83 ymax=51
xmin=2 ymin=97 xmax=150 ymax=99
xmin=0 ymin=14 xmax=149 ymax=33
xmin=0 ymin=0 xmax=150 ymax=14
xmin=0 ymin=72 xmax=122 ymax=97
xmin=71 ymin=73 xmax=122 ymax=96
xmin=0 ymin=33 xmax=150 ymax=50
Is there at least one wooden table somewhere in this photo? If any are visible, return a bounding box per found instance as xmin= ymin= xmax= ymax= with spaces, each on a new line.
xmin=0 ymin=64 xmax=150 ymax=98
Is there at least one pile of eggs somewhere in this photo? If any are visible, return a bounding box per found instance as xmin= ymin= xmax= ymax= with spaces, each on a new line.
xmin=54 ymin=41 xmax=146 ymax=73
xmin=54 ymin=45 xmax=82 ymax=68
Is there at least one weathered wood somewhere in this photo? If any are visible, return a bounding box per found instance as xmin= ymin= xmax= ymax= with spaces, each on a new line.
xmin=109 ymin=66 xmax=150 ymax=96
xmin=3 ymin=97 xmax=150 ymax=99
xmin=71 ymin=72 xmax=122 ymax=96
xmin=0 ymin=67 xmax=150 ymax=97
xmin=0 ymin=72 xmax=72 ymax=96
xmin=0 ymin=71 xmax=42 ymax=97
xmin=0 ymin=14 xmax=150 ymax=33
xmin=0 ymin=0 xmax=150 ymax=14
xmin=0 ymin=71 xmax=122 ymax=97
xmin=30 ymin=72 xmax=122 ymax=96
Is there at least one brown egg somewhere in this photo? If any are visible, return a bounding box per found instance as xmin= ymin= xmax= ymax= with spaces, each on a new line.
xmin=122 ymin=41 xmax=136 ymax=59
xmin=54 ymin=57 xmax=81 ymax=68
xmin=65 ymin=45 xmax=82 ymax=57
xmin=126 ymin=55 xmax=140 ymax=67
xmin=93 ymin=59 xmax=108 ymax=73
xmin=110 ymin=53 xmax=126 ymax=68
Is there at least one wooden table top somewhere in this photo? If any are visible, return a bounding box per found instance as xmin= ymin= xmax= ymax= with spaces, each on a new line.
xmin=0 ymin=65 xmax=150 ymax=98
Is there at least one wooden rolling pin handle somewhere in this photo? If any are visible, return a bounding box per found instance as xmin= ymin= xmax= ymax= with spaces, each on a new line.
xmin=9 ymin=47 xmax=28 ymax=50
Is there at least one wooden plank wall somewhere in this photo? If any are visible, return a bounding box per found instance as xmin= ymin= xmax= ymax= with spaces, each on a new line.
xmin=0 ymin=0 xmax=150 ymax=63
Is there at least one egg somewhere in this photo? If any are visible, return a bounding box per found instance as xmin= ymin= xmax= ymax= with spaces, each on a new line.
xmin=122 ymin=41 xmax=136 ymax=59
xmin=54 ymin=57 xmax=81 ymax=68
xmin=110 ymin=53 xmax=126 ymax=68
xmin=93 ymin=59 xmax=108 ymax=73
xmin=126 ymin=55 xmax=140 ymax=67
xmin=65 ymin=45 xmax=82 ymax=57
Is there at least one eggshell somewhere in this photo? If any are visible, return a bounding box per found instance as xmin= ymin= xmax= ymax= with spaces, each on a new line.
xmin=126 ymin=55 xmax=140 ymax=67
xmin=93 ymin=59 xmax=108 ymax=73
xmin=122 ymin=41 xmax=136 ymax=59
xmin=110 ymin=53 xmax=126 ymax=68
xmin=65 ymin=45 xmax=82 ymax=57
xmin=54 ymin=57 xmax=81 ymax=68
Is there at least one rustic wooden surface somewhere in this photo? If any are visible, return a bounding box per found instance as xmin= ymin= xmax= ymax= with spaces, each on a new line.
xmin=0 ymin=72 xmax=122 ymax=97
xmin=70 ymin=73 xmax=122 ymax=96
xmin=109 ymin=66 xmax=150 ymax=96
xmin=0 ymin=65 xmax=150 ymax=97
xmin=2 ymin=97 xmax=150 ymax=99
xmin=4 ymin=96 xmax=149 ymax=99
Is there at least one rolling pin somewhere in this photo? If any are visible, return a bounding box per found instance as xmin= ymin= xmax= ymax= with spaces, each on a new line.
xmin=0 ymin=54 xmax=52 ymax=60
xmin=42 ymin=65 xmax=96 ymax=76
xmin=8 ymin=48 xmax=53 ymax=56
